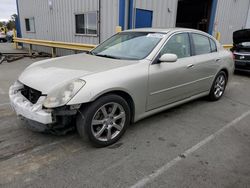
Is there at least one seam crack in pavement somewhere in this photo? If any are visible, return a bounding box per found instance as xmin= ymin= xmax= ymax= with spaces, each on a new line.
xmin=130 ymin=110 xmax=250 ymax=188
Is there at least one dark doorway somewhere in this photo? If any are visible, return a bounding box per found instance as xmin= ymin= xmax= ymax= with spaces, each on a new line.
xmin=176 ymin=0 xmax=213 ymax=32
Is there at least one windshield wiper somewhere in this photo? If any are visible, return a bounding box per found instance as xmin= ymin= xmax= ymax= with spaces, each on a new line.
xmin=95 ymin=54 xmax=121 ymax=59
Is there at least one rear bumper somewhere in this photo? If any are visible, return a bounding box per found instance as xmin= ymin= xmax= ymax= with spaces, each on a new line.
xmin=235 ymin=60 xmax=250 ymax=72
xmin=9 ymin=82 xmax=53 ymax=124
xmin=234 ymin=67 xmax=250 ymax=73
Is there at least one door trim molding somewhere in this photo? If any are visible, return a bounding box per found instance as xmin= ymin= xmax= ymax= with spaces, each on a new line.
xmin=150 ymin=75 xmax=214 ymax=96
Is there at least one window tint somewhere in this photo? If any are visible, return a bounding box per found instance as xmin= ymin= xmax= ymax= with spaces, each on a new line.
xmin=160 ymin=33 xmax=191 ymax=58
xmin=209 ymin=38 xmax=217 ymax=52
xmin=192 ymin=34 xmax=211 ymax=55
xmin=75 ymin=12 xmax=97 ymax=35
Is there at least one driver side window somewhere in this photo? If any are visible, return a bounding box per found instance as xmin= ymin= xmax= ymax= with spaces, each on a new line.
xmin=160 ymin=33 xmax=191 ymax=59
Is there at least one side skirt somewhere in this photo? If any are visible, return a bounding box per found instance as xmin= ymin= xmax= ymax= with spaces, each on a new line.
xmin=134 ymin=91 xmax=210 ymax=123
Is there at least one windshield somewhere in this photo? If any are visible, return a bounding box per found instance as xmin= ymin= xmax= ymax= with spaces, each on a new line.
xmin=91 ymin=32 xmax=165 ymax=60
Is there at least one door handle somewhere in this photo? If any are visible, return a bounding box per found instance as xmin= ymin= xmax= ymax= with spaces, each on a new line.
xmin=215 ymin=58 xmax=221 ymax=62
xmin=187 ymin=64 xmax=194 ymax=68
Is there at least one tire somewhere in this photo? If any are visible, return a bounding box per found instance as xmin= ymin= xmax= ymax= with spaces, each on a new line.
xmin=76 ymin=94 xmax=131 ymax=147
xmin=208 ymin=71 xmax=227 ymax=101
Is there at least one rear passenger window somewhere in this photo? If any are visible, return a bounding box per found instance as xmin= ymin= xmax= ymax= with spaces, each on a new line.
xmin=192 ymin=34 xmax=211 ymax=55
xmin=209 ymin=38 xmax=217 ymax=52
xmin=160 ymin=33 xmax=191 ymax=59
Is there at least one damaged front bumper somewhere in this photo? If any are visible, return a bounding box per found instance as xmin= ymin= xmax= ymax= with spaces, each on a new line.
xmin=9 ymin=81 xmax=81 ymax=134
xmin=9 ymin=82 xmax=53 ymax=124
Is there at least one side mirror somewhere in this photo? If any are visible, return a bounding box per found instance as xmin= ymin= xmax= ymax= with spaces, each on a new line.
xmin=158 ymin=53 xmax=178 ymax=63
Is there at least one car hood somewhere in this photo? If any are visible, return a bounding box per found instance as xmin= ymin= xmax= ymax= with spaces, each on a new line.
xmin=233 ymin=29 xmax=250 ymax=45
xmin=19 ymin=53 xmax=136 ymax=94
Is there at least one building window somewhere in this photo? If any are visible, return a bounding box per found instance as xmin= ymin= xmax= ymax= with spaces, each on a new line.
xmin=25 ymin=18 xmax=35 ymax=32
xmin=75 ymin=12 xmax=98 ymax=35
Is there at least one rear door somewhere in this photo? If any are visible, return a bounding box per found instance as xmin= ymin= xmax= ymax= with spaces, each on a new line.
xmin=190 ymin=33 xmax=220 ymax=92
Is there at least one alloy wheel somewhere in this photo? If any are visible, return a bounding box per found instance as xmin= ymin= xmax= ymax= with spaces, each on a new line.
xmin=91 ymin=102 xmax=126 ymax=142
xmin=214 ymin=74 xmax=226 ymax=98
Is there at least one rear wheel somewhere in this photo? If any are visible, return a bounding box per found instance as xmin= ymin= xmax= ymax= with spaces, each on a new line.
xmin=208 ymin=71 xmax=227 ymax=101
xmin=76 ymin=94 xmax=130 ymax=147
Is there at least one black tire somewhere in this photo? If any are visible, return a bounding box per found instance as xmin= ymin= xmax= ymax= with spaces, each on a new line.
xmin=208 ymin=71 xmax=227 ymax=101
xmin=76 ymin=94 xmax=131 ymax=147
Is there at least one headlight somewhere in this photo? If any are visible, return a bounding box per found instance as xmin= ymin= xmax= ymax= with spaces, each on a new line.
xmin=43 ymin=79 xmax=85 ymax=108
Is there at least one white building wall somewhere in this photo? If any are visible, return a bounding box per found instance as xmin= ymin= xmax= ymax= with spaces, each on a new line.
xmin=245 ymin=4 xmax=250 ymax=28
xmin=213 ymin=0 xmax=250 ymax=44
xmin=100 ymin=0 xmax=119 ymax=42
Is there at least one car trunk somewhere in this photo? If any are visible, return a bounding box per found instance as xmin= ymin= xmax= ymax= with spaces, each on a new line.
xmin=233 ymin=29 xmax=250 ymax=51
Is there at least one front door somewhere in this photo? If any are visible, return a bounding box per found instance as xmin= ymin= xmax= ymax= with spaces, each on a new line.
xmin=147 ymin=33 xmax=197 ymax=110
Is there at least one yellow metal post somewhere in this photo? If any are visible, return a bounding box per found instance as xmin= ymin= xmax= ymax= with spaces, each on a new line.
xmin=215 ymin=32 xmax=221 ymax=42
xmin=116 ymin=26 xmax=122 ymax=33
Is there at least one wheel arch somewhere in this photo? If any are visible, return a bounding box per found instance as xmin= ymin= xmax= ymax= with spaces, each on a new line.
xmin=88 ymin=89 xmax=135 ymax=123
xmin=220 ymin=68 xmax=229 ymax=79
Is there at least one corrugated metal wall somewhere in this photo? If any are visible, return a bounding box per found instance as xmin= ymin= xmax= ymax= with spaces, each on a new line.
xmin=134 ymin=0 xmax=177 ymax=28
xmin=214 ymin=0 xmax=250 ymax=44
xmin=17 ymin=0 xmax=250 ymax=55
xmin=100 ymin=0 xmax=119 ymax=42
xmin=246 ymin=6 xmax=250 ymax=28
xmin=17 ymin=0 xmax=119 ymax=55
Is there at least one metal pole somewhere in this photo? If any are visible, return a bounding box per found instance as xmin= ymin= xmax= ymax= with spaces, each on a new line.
xmin=98 ymin=0 xmax=101 ymax=44
xmin=29 ymin=44 xmax=33 ymax=56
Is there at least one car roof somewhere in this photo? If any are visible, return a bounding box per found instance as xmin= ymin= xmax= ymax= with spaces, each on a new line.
xmin=122 ymin=27 xmax=217 ymax=42
xmin=123 ymin=27 xmax=205 ymax=34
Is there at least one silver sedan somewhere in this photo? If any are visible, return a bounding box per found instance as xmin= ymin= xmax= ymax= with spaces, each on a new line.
xmin=9 ymin=28 xmax=234 ymax=147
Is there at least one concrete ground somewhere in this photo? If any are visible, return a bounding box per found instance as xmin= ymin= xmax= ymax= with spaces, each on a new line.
xmin=0 ymin=45 xmax=250 ymax=188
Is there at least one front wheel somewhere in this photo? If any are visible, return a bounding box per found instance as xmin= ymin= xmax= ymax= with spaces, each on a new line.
xmin=76 ymin=94 xmax=131 ymax=147
xmin=208 ymin=71 xmax=227 ymax=101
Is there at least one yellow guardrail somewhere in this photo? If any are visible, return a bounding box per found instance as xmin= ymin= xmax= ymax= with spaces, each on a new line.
xmin=13 ymin=37 xmax=97 ymax=57
xmin=222 ymin=44 xmax=233 ymax=50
